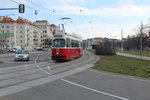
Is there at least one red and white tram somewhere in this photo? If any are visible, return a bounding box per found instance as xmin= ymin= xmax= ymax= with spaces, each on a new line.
xmin=52 ymin=32 xmax=83 ymax=60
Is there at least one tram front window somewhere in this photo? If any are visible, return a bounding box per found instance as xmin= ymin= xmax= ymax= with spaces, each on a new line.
xmin=53 ymin=39 xmax=65 ymax=47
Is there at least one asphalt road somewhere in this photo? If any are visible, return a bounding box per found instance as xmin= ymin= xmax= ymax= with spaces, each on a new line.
xmin=0 ymin=69 xmax=150 ymax=100
xmin=0 ymin=51 xmax=150 ymax=100
xmin=0 ymin=51 xmax=52 ymax=68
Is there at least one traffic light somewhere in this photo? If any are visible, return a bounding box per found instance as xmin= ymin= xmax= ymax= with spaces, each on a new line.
xmin=35 ymin=10 xmax=38 ymax=15
xmin=19 ymin=4 xmax=25 ymax=13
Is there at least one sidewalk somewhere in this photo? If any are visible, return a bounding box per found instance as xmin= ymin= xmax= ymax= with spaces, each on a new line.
xmin=116 ymin=52 xmax=150 ymax=60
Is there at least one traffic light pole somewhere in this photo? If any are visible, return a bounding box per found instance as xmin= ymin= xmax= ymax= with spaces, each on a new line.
xmin=0 ymin=4 xmax=25 ymax=13
xmin=0 ymin=8 xmax=18 ymax=10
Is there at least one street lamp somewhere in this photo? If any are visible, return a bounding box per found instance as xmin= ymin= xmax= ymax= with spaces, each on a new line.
xmin=121 ymin=28 xmax=124 ymax=51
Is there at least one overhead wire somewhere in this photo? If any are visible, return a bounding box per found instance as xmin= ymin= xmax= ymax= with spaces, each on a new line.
xmin=9 ymin=0 xmax=64 ymax=24
xmin=63 ymin=0 xmax=92 ymax=23
xmin=24 ymin=0 xmax=54 ymax=12
xmin=9 ymin=0 xmax=94 ymax=38
xmin=63 ymin=0 xmax=94 ymax=38
xmin=23 ymin=0 xmax=66 ymax=24
xmin=9 ymin=0 xmax=37 ymax=10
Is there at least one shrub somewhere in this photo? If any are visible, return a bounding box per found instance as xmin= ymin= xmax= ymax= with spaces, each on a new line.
xmin=95 ymin=46 xmax=116 ymax=55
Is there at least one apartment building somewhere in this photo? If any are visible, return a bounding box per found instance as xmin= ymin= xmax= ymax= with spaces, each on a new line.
xmin=33 ymin=20 xmax=53 ymax=48
xmin=0 ymin=17 xmax=17 ymax=50
xmin=0 ymin=17 xmax=57 ymax=50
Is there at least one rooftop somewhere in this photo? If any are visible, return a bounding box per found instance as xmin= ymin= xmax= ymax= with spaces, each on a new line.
xmin=1 ymin=17 xmax=16 ymax=23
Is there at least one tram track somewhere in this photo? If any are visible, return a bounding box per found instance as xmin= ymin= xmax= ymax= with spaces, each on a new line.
xmin=0 ymin=51 xmax=99 ymax=89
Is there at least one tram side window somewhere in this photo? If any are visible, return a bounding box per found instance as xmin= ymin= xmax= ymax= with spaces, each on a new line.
xmin=66 ymin=38 xmax=70 ymax=47
xmin=71 ymin=40 xmax=79 ymax=48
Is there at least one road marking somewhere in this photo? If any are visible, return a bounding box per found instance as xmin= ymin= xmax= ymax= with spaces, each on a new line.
xmin=61 ymin=79 xmax=129 ymax=100
xmin=36 ymin=65 xmax=40 ymax=68
xmin=47 ymin=66 xmax=51 ymax=70
xmin=44 ymin=71 xmax=51 ymax=75
xmin=39 ymin=68 xmax=44 ymax=71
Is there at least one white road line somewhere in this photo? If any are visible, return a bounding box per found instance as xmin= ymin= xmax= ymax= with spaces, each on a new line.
xmin=34 ymin=53 xmax=51 ymax=75
xmin=39 ymin=68 xmax=44 ymax=71
xmin=36 ymin=65 xmax=40 ymax=68
xmin=61 ymin=79 xmax=129 ymax=100
xmin=44 ymin=71 xmax=51 ymax=75
xmin=47 ymin=66 xmax=51 ymax=70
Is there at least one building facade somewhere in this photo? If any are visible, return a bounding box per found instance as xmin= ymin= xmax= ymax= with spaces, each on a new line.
xmin=0 ymin=17 xmax=16 ymax=50
xmin=0 ymin=17 xmax=57 ymax=50
xmin=34 ymin=20 xmax=53 ymax=48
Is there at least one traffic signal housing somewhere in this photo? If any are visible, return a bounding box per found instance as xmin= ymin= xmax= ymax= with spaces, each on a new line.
xmin=19 ymin=4 xmax=25 ymax=13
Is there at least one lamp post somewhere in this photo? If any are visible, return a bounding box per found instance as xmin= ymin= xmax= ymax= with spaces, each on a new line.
xmin=121 ymin=28 xmax=124 ymax=51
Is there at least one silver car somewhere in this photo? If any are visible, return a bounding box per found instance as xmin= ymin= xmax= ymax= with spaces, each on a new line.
xmin=15 ymin=50 xmax=30 ymax=61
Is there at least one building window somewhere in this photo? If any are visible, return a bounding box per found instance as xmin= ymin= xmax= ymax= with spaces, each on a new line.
xmin=7 ymin=26 xmax=9 ymax=28
xmin=20 ymin=31 xmax=22 ymax=33
xmin=20 ymin=26 xmax=22 ymax=28
xmin=2 ymin=26 xmax=4 ymax=28
xmin=20 ymin=35 xmax=22 ymax=38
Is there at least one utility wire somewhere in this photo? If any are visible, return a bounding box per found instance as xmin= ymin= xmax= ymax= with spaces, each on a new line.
xmin=24 ymin=0 xmax=66 ymax=23
xmin=9 ymin=0 xmax=37 ymax=10
xmin=64 ymin=0 xmax=79 ymax=11
xmin=63 ymin=0 xmax=92 ymax=23
xmin=63 ymin=0 xmax=94 ymax=38
xmin=24 ymin=0 xmax=55 ymax=12
xmin=9 ymin=0 xmax=60 ymax=23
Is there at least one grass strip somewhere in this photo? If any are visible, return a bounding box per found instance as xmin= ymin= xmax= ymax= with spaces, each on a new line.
xmin=92 ymin=54 xmax=150 ymax=79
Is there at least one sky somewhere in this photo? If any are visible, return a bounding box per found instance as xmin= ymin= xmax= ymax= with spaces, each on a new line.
xmin=1 ymin=0 xmax=150 ymax=39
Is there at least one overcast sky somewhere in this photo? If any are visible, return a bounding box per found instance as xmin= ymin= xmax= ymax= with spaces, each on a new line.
xmin=1 ymin=0 xmax=150 ymax=39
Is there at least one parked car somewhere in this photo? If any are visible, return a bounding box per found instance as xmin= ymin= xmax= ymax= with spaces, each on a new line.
xmin=144 ymin=47 xmax=150 ymax=51
xmin=15 ymin=50 xmax=30 ymax=61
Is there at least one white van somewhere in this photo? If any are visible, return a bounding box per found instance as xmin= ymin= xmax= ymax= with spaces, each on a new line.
xmin=13 ymin=46 xmax=22 ymax=52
